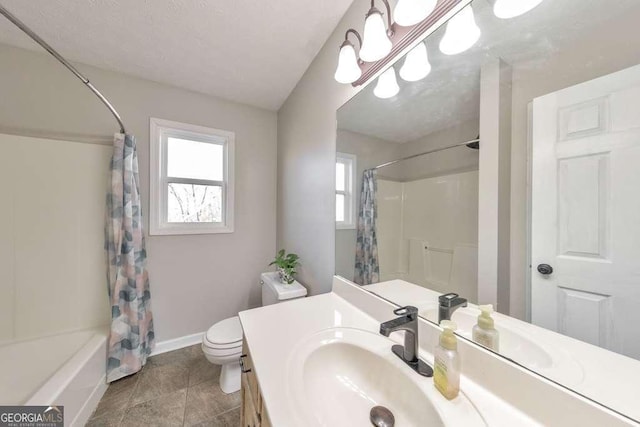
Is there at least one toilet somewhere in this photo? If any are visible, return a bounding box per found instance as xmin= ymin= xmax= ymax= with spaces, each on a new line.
xmin=202 ymin=271 xmax=307 ymax=393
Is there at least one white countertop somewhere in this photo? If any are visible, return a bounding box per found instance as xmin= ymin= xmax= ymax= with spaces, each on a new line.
xmin=240 ymin=293 xmax=379 ymax=426
xmin=365 ymin=279 xmax=640 ymax=422
xmin=239 ymin=290 xmax=536 ymax=426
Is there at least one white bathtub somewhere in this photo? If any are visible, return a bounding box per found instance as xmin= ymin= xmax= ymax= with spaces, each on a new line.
xmin=0 ymin=328 xmax=109 ymax=426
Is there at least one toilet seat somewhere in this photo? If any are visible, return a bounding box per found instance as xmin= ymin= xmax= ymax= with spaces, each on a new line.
xmin=203 ymin=316 xmax=243 ymax=350
xmin=203 ymin=339 xmax=242 ymax=350
xmin=202 ymin=337 xmax=242 ymax=352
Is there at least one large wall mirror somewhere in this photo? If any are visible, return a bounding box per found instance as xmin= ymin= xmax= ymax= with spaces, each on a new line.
xmin=335 ymin=0 xmax=640 ymax=422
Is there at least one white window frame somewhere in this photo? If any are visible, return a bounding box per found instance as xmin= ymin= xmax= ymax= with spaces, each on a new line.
xmin=149 ymin=118 xmax=235 ymax=235
xmin=336 ymin=152 xmax=356 ymax=230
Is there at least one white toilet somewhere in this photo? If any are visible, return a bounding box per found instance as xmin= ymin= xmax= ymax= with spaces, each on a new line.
xmin=202 ymin=271 xmax=307 ymax=393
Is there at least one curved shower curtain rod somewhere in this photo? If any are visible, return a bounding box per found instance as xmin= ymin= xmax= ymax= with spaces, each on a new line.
xmin=0 ymin=4 xmax=127 ymax=134
xmin=373 ymin=137 xmax=480 ymax=170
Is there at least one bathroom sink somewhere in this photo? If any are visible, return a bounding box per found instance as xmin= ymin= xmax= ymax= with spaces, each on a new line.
xmin=420 ymin=307 xmax=585 ymax=386
xmin=421 ymin=307 xmax=553 ymax=369
xmin=286 ymin=327 xmax=486 ymax=426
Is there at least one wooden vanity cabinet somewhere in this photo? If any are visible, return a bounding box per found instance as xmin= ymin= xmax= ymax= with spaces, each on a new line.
xmin=240 ymin=338 xmax=271 ymax=427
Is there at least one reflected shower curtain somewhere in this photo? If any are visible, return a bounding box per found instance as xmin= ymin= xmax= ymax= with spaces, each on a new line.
xmin=105 ymin=134 xmax=155 ymax=382
xmin=354 ymin=169 xmax=380 ymax=285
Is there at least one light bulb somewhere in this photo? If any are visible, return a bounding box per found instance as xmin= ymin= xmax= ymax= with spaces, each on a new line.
xmin=439 ymin=5 xmax=481 ymax=55
xmin=334 ymin=42 xmax=362 ymax=84
xmin=399 ymin=42 xmax=431 ymax=82
xmin=359 ymin=9 xmax=392 ymax=62
xmin=374 ymin=67 xmax=399 ymax=99
xmin=393 ymin=0 xmax=437 ymax=27
xmin=493 ymin=0 xmax=543 ymax=19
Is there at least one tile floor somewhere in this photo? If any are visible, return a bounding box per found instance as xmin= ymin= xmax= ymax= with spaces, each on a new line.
xmin=86 ymin=345 xmax=240 ymax=427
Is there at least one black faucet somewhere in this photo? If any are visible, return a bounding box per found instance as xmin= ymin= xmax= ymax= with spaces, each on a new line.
xmin=438 ymin=293 xmax=468 ymax=324
xmin=380 ymin=306 xmax=433 ymax=377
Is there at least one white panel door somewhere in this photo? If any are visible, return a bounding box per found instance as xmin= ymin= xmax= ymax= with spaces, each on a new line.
xmin=531 ymin=64 xmax=640 ymax=359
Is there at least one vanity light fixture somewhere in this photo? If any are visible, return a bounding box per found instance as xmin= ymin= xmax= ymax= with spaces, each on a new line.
xmin=439 ymin=4 xmax=481 ymax=55
xmin=374 ymin=67 xmax=400 ymax=99
xmin=393 ymin=0 xmax=437 ymax=27
xmin=334 ymin=30 xmax=363 ymax=84
xmin=399 ymin=41 xmax=431 ymax=82
xmin=333 ymin=0 xmax=462 ymax=87
xmin=492 ymin=0 xmax=543 ymax=19
xmin=359 ymin=0 xmax=394 ymax=62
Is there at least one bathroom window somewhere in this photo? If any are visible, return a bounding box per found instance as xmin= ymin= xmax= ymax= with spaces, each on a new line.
xmin=336 ymin=152 xmax=356 ymax=229
xmin=150 ymin=118 xmax=235 ymax=235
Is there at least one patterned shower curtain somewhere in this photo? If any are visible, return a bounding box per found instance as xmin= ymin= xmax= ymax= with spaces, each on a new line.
xmin=354 ymin=169 xmax=380 ymax=285
xmin=105 ymin=133 xmax=155 ymax=382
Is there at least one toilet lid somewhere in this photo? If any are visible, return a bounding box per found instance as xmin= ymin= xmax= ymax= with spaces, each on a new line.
xmin=205 ymin=316 xmax=243 ymax=345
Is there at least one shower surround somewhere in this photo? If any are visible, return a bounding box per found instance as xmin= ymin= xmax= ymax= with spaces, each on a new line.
xmin=377 ymin=170 xmax=479 ymax=301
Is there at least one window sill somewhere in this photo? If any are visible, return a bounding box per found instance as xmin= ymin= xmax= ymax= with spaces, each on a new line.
xmin=336 ymin=224 xmax=356 ymax=230
xmin=149 ymin=225 xmax=234 ymax=236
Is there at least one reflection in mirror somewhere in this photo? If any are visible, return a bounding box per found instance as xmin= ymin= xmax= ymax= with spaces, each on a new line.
xmin=336 ymin=133 xmax=480 ymax=297
xmin=336 ymin=0 xmax=640 ymax=422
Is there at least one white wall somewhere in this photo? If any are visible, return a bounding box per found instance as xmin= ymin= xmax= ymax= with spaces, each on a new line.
xmin=0 ymin=43 xmax=277 ymax=343
xmin=0 ymin=134 xmax=111 ymax=343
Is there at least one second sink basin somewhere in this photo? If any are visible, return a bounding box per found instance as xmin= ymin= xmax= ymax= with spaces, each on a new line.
xmin=286 ymin=327 xmax=486 ymax=427
xmin=420 ymin=307 xmax=585 ymax=387
xmin=421 ymin=307 xmax=553 ymax=369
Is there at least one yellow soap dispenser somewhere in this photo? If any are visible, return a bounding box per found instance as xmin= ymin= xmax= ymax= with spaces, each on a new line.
xmin=472 ymin=304 xmax=500 ymax=352
xmin=433 ymin=320 xmax=460 ymax=400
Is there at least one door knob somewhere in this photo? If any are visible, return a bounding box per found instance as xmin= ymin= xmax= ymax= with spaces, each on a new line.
xmin=537 ymin=264 xmax=553 ymax=275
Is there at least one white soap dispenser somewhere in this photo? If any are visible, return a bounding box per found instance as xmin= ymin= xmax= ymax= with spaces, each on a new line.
xmin=433 ymin=320 xmax=460 ymax=400
xmin=472 ymin=304 xmax=500 ymax=352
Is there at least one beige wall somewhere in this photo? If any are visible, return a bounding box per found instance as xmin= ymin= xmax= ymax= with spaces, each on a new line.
xmin=0 ymin=43 xmax=277 ymax=343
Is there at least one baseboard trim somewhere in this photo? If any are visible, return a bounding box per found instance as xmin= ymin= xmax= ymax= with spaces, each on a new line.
xmin=151 ymin=331 xmax=205 ymax=356
xmin=71 ymin=374 xmax=108 ymax=427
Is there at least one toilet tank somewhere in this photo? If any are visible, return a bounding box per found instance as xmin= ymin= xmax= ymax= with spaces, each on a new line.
xmin=261 ymin=272 xmax=307 ymax=306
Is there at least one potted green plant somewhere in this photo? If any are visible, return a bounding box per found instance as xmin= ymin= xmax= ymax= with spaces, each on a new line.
xmin=269 ymin=249 xmax=300 ymax=284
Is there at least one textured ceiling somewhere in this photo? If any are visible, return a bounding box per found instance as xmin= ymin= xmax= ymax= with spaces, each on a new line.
xmin=0 ymin=0 xmax=353 ymax=111
xmin=339 ymin=0 xmax=640 ymax=143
